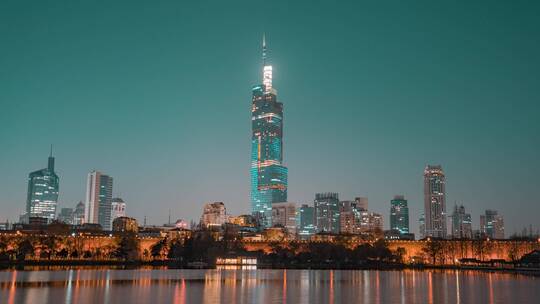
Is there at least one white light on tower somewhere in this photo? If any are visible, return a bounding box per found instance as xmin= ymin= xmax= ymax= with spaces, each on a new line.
xmin=263 ymin=65 xmax=272 ymax=92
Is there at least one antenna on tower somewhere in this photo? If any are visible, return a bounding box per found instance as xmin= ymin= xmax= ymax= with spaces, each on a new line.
xmin=262 ymin=33 xmax=267 ymax=66
xmin=50 ymin=144 xmax=53 ymax=157
xmin=168 ymin=209 xmax=171 ymax=225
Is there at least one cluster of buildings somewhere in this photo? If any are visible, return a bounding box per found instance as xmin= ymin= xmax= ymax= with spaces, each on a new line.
xmin=422 ymin=165 xmax=505 ymax=240
xmin=4 ymin=37 xmax=511 ymax=242
xmin=18 ymin=149 xmax=128 ymax=232
xmin=244 ymin=39 xmax=506 ymax=241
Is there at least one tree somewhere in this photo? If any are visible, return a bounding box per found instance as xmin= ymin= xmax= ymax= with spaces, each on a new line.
xmin=151 ymin=239 xmax=167 ymax=260
xmin=115 ymin=234 xmax=140 ymax=261
xmin=40 ymin=235 xmax=59 ymax=259
xmin=422 ymin=240 xmax=444 ymax=264
xmin=16 ymin=239 xmax=34 ymax=261
xmin=472 ymin=239 xmax=493 ymax=261
xmin=372 ymin=239 xmax=392 ymax=261
xmin=168 ymin=240 xmax=186 ymax=264
xmin=395 ymin=247 xmax=407 ymax=263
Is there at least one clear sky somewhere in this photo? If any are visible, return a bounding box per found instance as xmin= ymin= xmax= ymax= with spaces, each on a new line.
xmin=1 ymin=1 xmax=539 ymax=236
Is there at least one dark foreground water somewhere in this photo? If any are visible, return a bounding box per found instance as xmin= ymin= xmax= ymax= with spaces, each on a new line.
xmin=0 ymin=268 xmax=539 ymax=303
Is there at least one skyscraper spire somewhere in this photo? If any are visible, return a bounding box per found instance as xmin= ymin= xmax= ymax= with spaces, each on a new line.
xmin=262 ymin=33 xmax=267 ymax=66
xmin=50 ymin=144 xmax=53 ymax=157
xmin=262 ymin=33 xmax=272 ymax=92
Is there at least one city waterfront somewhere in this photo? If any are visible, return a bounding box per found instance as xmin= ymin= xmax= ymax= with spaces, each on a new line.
xmin=0 ymin=268 xmax=539 ymax=304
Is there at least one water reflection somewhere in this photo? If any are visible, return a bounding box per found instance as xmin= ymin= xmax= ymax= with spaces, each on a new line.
xmin=0 ymin=268 xmax=539 ymax=304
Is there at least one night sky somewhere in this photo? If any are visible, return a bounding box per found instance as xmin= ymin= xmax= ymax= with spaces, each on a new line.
xmin=1 ymin=1 xmax=539 ymax=236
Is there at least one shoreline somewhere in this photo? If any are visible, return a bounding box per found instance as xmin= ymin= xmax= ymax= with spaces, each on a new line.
xmin=1 ymin=260 xmax=539 ymax=276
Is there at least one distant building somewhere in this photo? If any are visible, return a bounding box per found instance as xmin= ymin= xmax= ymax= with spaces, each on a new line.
xmin=360 ymin=211 xmax=383 ymax=234
xmin=175 ymin=219 xmax=189 ymax=229
xmin=314 ymin=193 xmax=340 ymax=233
xmin=200 ymin=202 xmax=228 ymax=228
xmin=28 ymin=216 xmax=49 ymax=227
xmin=298 ymin=204 xmax=316 ymax=239
xmin=110 ymin=197 xmax=126 ymax=227
xmin=339 ymin=211 xmax=357 ymax=234
xmin=390 ymin=195 xmax=409 ymax=234
xmin=451 ymin=205 xmax=472 ymax=239
xmin=355 ymin=197 xmax=368 ymax=211
xmin=57 ymin=208 xmax=74 ymax=225
xmin=419 ymin=213 xmax=425 ymax=238
xmin=424 ymin=165 xmax=447 ymax=238
xmin=167 ymin=228 xmax=192 ymax=243
xmin=25 ymin=150 xmax=59 ymax=223
xmin=271 ymin=202 xmax=296 ymax=234
xmin=73 ymin=201 xmax=85 ymax=225
xmin=338 ymin=200 xmax=363 ymax=234
xmin=480 ymin=210 xmax=504 ymax=239
xmin=228 ymin=215 xmax=256 ymax=227
xmin=0 ymin=221 xmax=10 ymax=230
xmin=262 ymin=227 xmax=287 ymax=241
xmin=85 ymin=171 xmax=113 ymax=230
xmin=112 ymin=216 xmax=138 ymax=233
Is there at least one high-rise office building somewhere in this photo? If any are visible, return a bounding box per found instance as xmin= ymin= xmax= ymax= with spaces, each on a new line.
xmin=338 ymin=200 xmax=363 ymax=234
xmin=390 ymin=195 xmax=409 ymax=234
xmin=85 ymin=171 xmax=113 ymax=230
xmin=110 ymin=197 xmax=126 ymax=228
xmin=423 ymin=165 xmax=447 ymax=238
xmin=360 ymin=211 xmax=383 ymax=234
xmin=298 ymin=204 xmax=316 ymax=239
xmin=73 ymin=201 xmax=85 ymax=225
xmin=271 ymin=202 xmax=297 ymax=234
xmin=250 ymin=36 xmax=288 ymax=227
xmin=480 ymin=209 xmax=504 ymax=239
xmin=451 ymin=204 xmax=472 ymax=239
xmin=25 ymin=149 xmax=59 ymax=222
xmin=58 ymin=208 xmax=74 ymax=224
xmin=339 ymin=211 xmax=357 ymax=234
xmin=314 ymin=193 xmax=340 ymax=233
xmin=200 ymin=202 xmax=228 ymax=228
xmin=419 ymin=213 xmax=425 ymax=238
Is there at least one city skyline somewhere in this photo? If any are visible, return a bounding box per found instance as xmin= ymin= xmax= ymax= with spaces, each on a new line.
xmin=1 ymin=1 xmax=540 ymax=236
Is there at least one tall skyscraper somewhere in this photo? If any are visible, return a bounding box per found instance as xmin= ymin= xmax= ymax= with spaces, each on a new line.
xmin=298 ymin=204 xmax=316 ymax=239
xmin=451 ymin=204 xmax=472 ymax=239
xmin=423 ymin=165 xmax=447 ymax=238
xmin=250 ymin=35 xmax=288 ymax=227
xmin=390 ymin=195 xmax=410 ymax=234
xmin=85 ymin=171 xmax=113 ymax=230
xmin=314 ymin=193 xmax=340 ymax=233
xmin=480 ymin=209 xmax=505 ymax=239
xmin=25 ymin=149 xmax=59 ymax=222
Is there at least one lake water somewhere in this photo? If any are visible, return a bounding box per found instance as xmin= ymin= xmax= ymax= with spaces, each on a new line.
xmin=0 ymin=268 xmax=538 ymax=303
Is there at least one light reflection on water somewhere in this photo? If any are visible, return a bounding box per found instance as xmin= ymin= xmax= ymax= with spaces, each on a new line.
xmin=0 ymin=268 xmax=539 ymax=304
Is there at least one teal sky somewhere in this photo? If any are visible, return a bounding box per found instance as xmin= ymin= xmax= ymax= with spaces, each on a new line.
xmin=1 ymin=1 xmax=539 ymax=236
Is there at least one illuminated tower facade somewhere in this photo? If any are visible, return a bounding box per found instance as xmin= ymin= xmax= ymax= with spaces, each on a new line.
xmin=85 ymin=171 xmax=113 ymax=230
xmin=423 ymin=165 xmax=447 ymax=238
xmin=25 ymin=148 xmax=60 ymax=222
xmin=250 ymin=35 xmax=288 ymax=227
